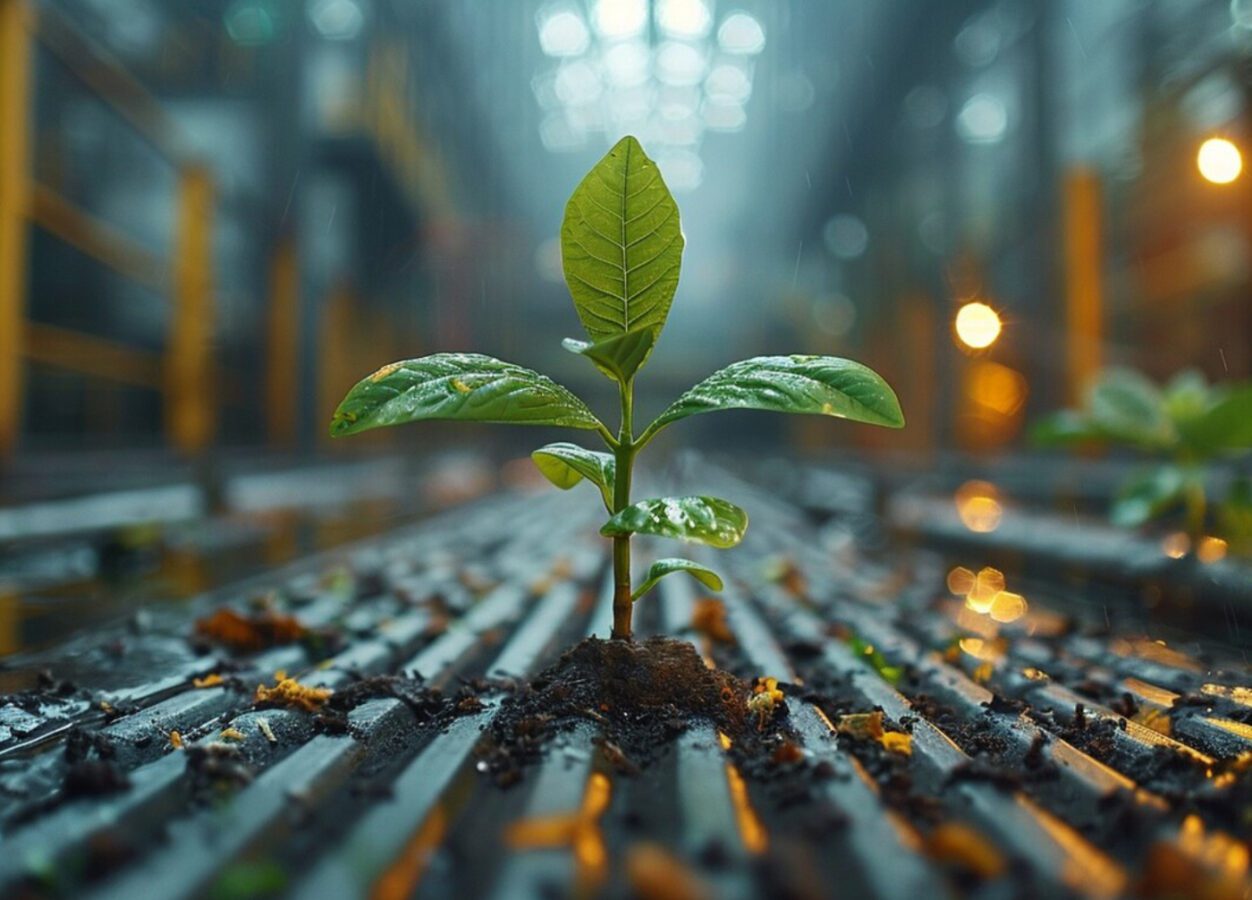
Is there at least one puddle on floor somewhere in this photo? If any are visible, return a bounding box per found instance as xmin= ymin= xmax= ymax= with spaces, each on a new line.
xmin=0 ymin=498 xmax=427 ymax=691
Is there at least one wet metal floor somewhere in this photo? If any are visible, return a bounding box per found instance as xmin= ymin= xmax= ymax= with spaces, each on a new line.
xmin=0 ymin=466 xmax=1250 ymax=899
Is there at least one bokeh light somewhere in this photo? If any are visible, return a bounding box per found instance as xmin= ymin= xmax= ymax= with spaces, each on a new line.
xmin=955 ymin=480 xmax=1003 ymax=533
xmin=1197 ymin=137 xmax=1242 ymax=184
xmin=954 ymin=301 xmax=1002 ymax=349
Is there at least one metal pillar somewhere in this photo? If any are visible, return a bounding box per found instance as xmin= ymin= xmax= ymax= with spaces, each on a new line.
xmin=266 ymin=236 xmax=300 ymax=448
xmin=1062 ymin=168 xmax=1104 ymax=404
xmin=166 ymin=165 xmax=215 ymax=454
xmin=0 ymin=0 xmax=32 ymax=461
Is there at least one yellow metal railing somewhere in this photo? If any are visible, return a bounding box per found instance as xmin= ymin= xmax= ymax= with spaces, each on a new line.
xmin=0 ymin=0 xmax=216 ymax=459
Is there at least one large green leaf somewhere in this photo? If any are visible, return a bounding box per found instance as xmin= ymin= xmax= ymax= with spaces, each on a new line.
xmin=600 ymin=496 xmax=748 ymax=549
xmin=645 ymin=355 xmax=904 ymax=436
xmin=561 ymin=136 xmax=684 ymax=343
xmin=1111 ymin=465 xmax=1185 ymax=527
xmin=632 ymin=558 xmax=724 ymax=602
xmin=329 ymin=353 xmax=603 ymax=436
xmin=1087 ymin=368 xmax=1175 ymax=450
xmin=1179 ymin=384 xmax=1252 ymax=455
xmin=562 ymin=328 xmax=656 ymax=383
xmin=531 ymin=442 xmax=615 ymax=508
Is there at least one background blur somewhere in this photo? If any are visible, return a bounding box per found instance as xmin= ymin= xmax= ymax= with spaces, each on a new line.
xmin=0 ymin=0 xmax=1249 ymax=470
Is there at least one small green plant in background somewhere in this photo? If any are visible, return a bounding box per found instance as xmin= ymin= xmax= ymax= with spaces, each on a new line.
xmin=331 ymin=136 xmax=904 ymax=640
xmin=1034 ymin=368 xmax=1252 ymax=554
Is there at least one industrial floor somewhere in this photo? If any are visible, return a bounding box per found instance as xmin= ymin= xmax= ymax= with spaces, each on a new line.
xmin=1 ymin=459 xmax=1250 ymax=899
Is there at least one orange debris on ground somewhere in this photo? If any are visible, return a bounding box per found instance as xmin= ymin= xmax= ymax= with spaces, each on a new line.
xmin=923 ymin=822 xmax=1007 ymax=879
xmin=690 ymin=598 xmax=735 ymax=644
xmin=747 ymin=677 xmax=785 ymax=731
xmin=192 ymin=673 xmax=223 ymax=688
xmin=836 ymin=709 xmax=912 ymax=755
xmin=253 ymin=672 xmax=333 ymax=712
xmin=626 ymin=841 xmax=712 ymax=900
xmin=194 ymin=607 xmax=307 ymax=652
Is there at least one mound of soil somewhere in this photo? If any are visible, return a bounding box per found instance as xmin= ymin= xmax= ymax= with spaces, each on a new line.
xmin=478 ymin=636 xmax=751 ymax=786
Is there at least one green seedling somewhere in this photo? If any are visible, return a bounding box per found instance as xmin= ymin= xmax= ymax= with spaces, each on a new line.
xmin=331 ymin=136 xmax=904 ymax=640
xmin=1034 ymin=368 xmax=1252 ymax=552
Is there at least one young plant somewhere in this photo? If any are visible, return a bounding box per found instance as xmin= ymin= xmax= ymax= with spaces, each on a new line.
xmin=330 ymin=136 xmax=905 ymax=640
xmin=1033 ymin=368 xmax=1252 ymax=551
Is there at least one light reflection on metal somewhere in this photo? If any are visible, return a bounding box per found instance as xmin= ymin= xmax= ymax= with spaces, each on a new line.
xmin=1197 ymin=137 xmax=1242 ymax=184
xmin=503 ymin=770 xmax=613 ymax=891
xmin=954 ymin=480 xmax=1003 ymax=533
xmin=953 ymin=301 xmax=1002 ymax=349
xmin=718 ymin=731 xmax=769 ymax=854
xmin=958 ymin=636 xmax=1004 ymax=662
xmin=947 ymin=563 xmax=1027 ymax=624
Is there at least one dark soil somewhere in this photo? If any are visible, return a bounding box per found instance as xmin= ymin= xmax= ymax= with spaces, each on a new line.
xmin=476 ymin=636 xmax=751 ymax=787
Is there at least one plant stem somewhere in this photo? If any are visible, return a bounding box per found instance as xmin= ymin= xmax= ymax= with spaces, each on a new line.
xmin=611 ymin=380 xmax=635 ymax=641
xmin=1183 ymin=467 xmax=1208 ymax=548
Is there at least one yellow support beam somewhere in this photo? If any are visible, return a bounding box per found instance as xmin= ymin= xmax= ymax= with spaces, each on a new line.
xmin=266 ymin=236 xmax=299 ymax=447
xmin=1062 ymin=168 xmax=1104 ymax=404
xmin=0 ymin=0 xmax=32 ymax=461
xmin=28 ymin=183 xmax=168 ymax=290
xmin=166 ymin=165 xmax=215 ymax=454
xmin=24 ymin=322 xmax=163 ymax=387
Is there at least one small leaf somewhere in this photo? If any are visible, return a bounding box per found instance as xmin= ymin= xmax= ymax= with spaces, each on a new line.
xmin=330 ymin=353 xmax=603 ymax=436
xmin=1087 ymin=368 xmax=1175 ymax=449
xmin=562 ymin=328 xmax=656 ymax=382
xmin=1111 ymin=466 xmax=1184 ymax=528
xmin=561 ymin=135 xmax=684 ymax=343
xmin=1219 ymin=476 xmax=1252 ymax=543
xmin=1030 ymin=410 xmax=1104 ymax=447
xmin=647 ymin=355 xmax=904 ymax=435
xmin=531 ymin=443 xmax=615 ymax=507
xmin=1164 ymin=369 xmax=1210 ymax=426
xmin=632 ymin=558 xmax=724 ymax=602
xmin=1178 ymin=384 xmax=1252 ymax=455
xmin=601 ymin=496 xmax=748 ymax=549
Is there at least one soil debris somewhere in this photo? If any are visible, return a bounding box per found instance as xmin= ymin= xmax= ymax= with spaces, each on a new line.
xmin=477 ymin=637 xmax=749 ymax=787
xmin=63 ymin=759 xmax=131 ymax=798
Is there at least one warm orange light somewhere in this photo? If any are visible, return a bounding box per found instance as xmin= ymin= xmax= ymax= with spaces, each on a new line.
xmin=1196 ymin=536 xmax=1228 ymax=564
xmin=966 ymin=566 xmax=1004 ymax=613
xmin=946 ymin=566 xmax=976 ymax=595
xmin=955 ymin=480 xmax=1003 ymax=532
xmin=967 ymin=361 xmax=1027 ymax=416
xmin=1198 ymin=137 xmax=1242 ymax=184
xmin=954 ymin=301 xmax=1002 ymax=349
xmin=1162 ymin=532 xmax=1190 ymax=559
xmin=989 ymin=590 xmax=1028 ymax=623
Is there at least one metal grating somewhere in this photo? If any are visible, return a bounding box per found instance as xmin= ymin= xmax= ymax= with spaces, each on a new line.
xmin=1 ymin=470 xmax=1250 ymax=900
